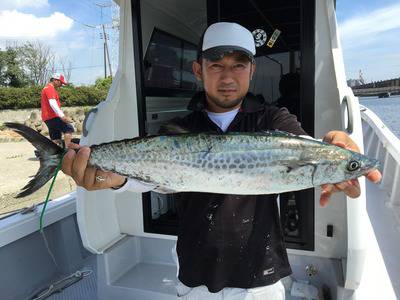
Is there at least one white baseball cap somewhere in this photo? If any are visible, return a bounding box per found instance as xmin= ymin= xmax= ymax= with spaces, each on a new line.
xmin=199 ymin=22 xmax=256 ymax=62
xmin=51 ymin=73 xmax=67 ymax=85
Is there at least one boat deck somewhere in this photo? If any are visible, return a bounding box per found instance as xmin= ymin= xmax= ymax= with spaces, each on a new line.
xmin=48 ymin=255 xmax=97 ymax=300
xmin=44 ymin=180 xmax=400 ymax=300
xmin=365 ymin=180 xmax=400 ymax=297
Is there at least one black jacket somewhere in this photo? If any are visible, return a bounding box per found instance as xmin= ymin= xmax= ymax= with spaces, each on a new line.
xmin=168 ymin=92 xmax=306 ymax=293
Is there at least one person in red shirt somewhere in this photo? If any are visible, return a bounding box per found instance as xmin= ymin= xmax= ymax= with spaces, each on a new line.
xmin=41 ymin=73 xmax=74 ymax=147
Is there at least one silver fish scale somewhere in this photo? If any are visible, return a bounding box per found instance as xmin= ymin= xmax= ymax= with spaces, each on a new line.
xmin=88 ymin=132 xmax=378 ymax=195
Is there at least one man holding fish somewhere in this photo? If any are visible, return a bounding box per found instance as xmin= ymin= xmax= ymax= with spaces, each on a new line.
xmin=61 ymin=23 xmax=382 ymax=299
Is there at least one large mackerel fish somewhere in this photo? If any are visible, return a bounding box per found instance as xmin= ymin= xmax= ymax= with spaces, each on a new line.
xmin=5 ymin=122 xmax=379 ymax=197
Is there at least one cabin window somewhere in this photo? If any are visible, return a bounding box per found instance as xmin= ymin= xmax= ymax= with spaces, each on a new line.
xmin=143 ymin=29 xmax=199 ymax=97
xmin=140 ymin=29 xmax=198 ymax=235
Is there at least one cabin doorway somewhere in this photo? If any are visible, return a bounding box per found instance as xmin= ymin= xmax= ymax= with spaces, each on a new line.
xmin=132 ymin=0 xmax=315 ymax=250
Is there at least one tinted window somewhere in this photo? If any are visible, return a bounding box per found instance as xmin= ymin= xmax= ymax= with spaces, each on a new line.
xmin=144 ymin=29 xmax=198 ymax=94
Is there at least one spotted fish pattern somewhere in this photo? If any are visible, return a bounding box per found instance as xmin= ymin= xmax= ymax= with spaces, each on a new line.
xmin=89 ymin=131 xmax=379 ymax=195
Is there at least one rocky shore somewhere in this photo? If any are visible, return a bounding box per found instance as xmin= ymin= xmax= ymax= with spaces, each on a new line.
xmin=0 ymin=106 xmax=91 ymax=142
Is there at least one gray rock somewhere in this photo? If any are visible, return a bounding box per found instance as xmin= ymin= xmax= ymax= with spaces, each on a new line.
xmin=76 ymin=123 xmax=83 ymax=133
xmin=40 ymin=122 xmax=49 ymax=135
xmin=29 ymin=111 xmax=39 ymax=121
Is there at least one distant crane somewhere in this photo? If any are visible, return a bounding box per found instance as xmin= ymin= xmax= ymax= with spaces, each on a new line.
xmin=358 ymin=70 xmax=365 ymax=85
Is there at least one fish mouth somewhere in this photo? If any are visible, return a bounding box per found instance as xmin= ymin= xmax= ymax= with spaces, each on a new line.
xmin=362 ymin=157 xmax=380 ymax=173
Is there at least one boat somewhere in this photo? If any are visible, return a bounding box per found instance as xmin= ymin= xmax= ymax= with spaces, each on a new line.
xmin=1 ymin=0 xmax=399 ymax=299
xmin=378 ymin=92 xmax=390 ymax=98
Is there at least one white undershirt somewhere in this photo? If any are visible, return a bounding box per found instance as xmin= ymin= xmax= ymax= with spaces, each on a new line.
xmin=49 ymin=98 xmax=65 ymax=118
xmin=206 ymin=108 xmax=240 ymax=132
xmin=114 ymin=109 xmax=239 ymax=193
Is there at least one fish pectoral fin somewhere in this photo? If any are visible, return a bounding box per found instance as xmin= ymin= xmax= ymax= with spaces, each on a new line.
xmin=153 ymin=186 xmax=178 ymax=194
xmin=281 ymin=160 xmax=318 ymax=173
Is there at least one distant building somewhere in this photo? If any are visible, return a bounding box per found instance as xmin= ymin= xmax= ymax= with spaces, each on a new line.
xmin=347 ymin=79 xmax=363 ymax=87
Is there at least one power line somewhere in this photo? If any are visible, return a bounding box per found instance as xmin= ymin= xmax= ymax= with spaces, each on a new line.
xmin=94 ymin=1 xmax=113 ymax=21
xmin=67 ymin=64 xmax=103 ymax=70
xmin=63 ymin=14 xmax=97 ymax=28
xmin=85 ymin=0 xmax=113 ymax=19
xmin=75 ymin=0 xmax=113 ymax=20
xmin=46 ymin=64 xmax=103 ymax=72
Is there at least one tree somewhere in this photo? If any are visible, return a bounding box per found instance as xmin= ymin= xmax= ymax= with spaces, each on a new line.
xmin=18 ymin=41 xmax=55 ymax=86
xmin=0 ymin=48 xmax=29 ymax=87
xmin=94 ymin=76 xmax=112 ymax=90
xmin=58 ymin=56 xmax=72 ymax=83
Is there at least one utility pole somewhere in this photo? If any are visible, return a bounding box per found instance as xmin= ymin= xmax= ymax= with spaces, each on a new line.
xmin=96 ymin=2 xmax=113 ymax=78
xmin=103 ymin=35 xmax=107 ymax=78
xmin=103 ymin=24 xmax=113 ymax=78
xmin=100 ymin=24 xmax=112 ymax=78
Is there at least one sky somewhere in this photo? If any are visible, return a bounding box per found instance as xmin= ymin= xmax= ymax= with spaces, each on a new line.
xmin=336 ymin=0 xmax=400 ymax=82
xmin=0 ymin=0 xmax=118 ymax=85
xmin=0 ymin=0 xmax=399 ymax=85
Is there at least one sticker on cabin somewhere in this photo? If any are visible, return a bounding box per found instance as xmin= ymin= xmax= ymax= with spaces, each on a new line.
xmin=267 ymin=29 xmax=281 ymax=48
xmin=252 ymin=29 xmax=267 ymax=47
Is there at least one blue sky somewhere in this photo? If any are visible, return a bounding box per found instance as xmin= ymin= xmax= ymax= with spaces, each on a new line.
xmin=0 ymin=0 xmax=399 ymax=85
xmin=0 ymin=0 xmax=117 ymax=85
xmin=336 ymin=0 xmax=400 ymax=82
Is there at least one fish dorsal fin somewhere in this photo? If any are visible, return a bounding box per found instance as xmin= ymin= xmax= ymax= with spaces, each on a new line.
xmin=259 ymin=129 xmax=297 ymax=137
xmin=159 ymin=123 xmax=190 ymax=135
xmin=153 ymin=186 xmax=178 ymax=194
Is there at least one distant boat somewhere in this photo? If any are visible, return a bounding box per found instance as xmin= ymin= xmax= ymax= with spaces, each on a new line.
xmin=378 ymin=92 xmax=390 ymax=98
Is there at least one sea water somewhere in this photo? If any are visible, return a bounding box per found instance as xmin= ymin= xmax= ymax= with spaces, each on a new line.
xmin=359 ymin=95 xmax=400 ymax=139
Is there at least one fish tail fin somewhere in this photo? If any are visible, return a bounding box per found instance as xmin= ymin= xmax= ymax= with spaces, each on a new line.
xmin=4 ymin=122 xmax=64 ymax=198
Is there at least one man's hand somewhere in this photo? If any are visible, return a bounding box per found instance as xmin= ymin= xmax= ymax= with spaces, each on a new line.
xmin=61 ymin=116 xmax=72 ymax=123
xmin=61 ymin=143 xmax=127 ymax=191
xmin=320 ymin=131 xmax=382 ymax=207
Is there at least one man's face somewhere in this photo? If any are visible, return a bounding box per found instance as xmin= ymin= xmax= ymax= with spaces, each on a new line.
xmin=192 ymin=52 xmax=255 ymax=113
xmin=53 ymin=79 xmax=62 ymax=88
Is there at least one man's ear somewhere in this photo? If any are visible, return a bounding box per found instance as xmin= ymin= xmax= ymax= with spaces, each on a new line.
xmin=192 ymin=61 xmax=202 ymax=81
xmin=250 ymin=63 xmax=256 ymax=80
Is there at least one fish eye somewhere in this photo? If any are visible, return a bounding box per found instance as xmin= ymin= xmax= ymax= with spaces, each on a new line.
xmin=347 ymin=160 xmax=360 ymax=171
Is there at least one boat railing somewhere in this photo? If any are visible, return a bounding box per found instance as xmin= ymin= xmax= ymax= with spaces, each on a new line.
xmin=360 ymin=105 xmax=400 ymax=215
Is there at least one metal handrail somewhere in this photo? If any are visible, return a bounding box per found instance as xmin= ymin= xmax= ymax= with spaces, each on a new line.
xmin=360 ymin=105 xmax=400 ymax=162
xmin=360 ymin=105 xmax=400 ymax=207
xmin=342 ymin=95 xmax=354 ymax=134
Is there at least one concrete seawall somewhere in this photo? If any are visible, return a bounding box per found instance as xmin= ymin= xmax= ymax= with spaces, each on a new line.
xmin=0 ymin=106 xmax=90 ymax=142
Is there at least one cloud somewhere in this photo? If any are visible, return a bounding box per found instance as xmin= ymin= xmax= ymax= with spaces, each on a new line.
xmin=0 ymin=10 xmax=73 ymax=39
xmin=338 ymin=3 xmax=400 ymax=80
xmin=0 ymin=0 xmax=49 ymax=10
xmin=338 ymin=3 xmax=400 ymax=49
